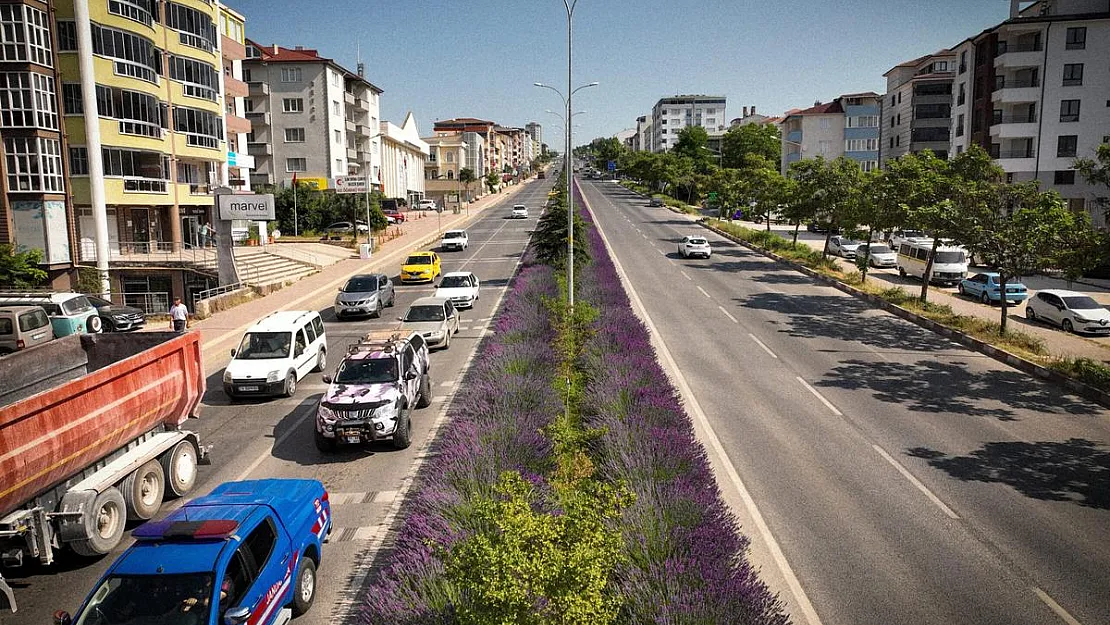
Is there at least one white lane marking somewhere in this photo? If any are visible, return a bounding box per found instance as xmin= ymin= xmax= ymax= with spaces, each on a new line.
xmin=373 ymin=489 xmax=399 ymax=503
xmin=697 ymin=286 xmax=712 ymax=299
xmin=440 ymin=380 xmax=455 ymax=387
xmin=659 ymin=250 xmax=667 ymax=256
xmin=641 ymin=232 xmax=648 ymax=239
xmin=749 ymin=333 xmax=779 ymax=359
xmin=796 ymin=377 xmax=843 ymax=416
xmin=872 ymin=444 xmax=961 ymax=520
xmin=718 ymin=305 xmax=739 ymax=324
xmin=1033 ymin=587 xmax=1084 ymax=625
xmin=681 ymin=271 xmax=692 ymax=281
xmin=583 ymin=190 xmax=824 ymax=625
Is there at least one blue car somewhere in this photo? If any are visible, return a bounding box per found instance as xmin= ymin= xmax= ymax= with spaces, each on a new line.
xmin=57 ymin=479 xmax=331 ymax=625
xmin=958 ymin=272 xmax=1029 ymax=305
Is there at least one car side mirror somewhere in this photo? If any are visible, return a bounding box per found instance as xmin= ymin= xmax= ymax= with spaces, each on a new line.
xmin=229 ymin=349 xmax=236 ymax=358
xmin=404 ymin=371 xmax=417 ymax=381
xmin=322 ymin=375 xmax=332 ymax=384
xmin=224 ymin=606 xmax=251 ymax=625
xmin=53 ymin=610 xmax=72 ymax=625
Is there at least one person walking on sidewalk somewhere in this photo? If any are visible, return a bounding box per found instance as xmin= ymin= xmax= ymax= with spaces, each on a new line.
xmin=170 ymin=297 xmax=189 ymax=333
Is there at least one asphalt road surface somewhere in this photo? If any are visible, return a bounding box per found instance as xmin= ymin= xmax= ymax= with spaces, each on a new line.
xmin=580 ymin=179 xmax=1110 ymax=625
xmin=8 ymin=179 xmax=556 ymax=625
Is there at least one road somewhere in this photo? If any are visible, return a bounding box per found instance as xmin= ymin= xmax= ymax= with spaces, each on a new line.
xmin=8 ymin=179 xmax=556 ymax=625
xmin=580 ymin=179 xmax=1110 ymax=625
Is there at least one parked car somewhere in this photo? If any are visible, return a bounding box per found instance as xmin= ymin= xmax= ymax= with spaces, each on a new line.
xmin=416 ymin=199 xmax=438 ymax=211
xmin=1025 ymin=289 xmax=1110 ymax=335
xmin=896 ymin=239 xmax=969 ymax=285
xmin=678 ymin=235 xmax=712 ymax=259
xmin=315 ymin=330 xmax=432 ymax=451
xmin=440 ymin=229 xmax=469 ymax=251
xmin=323 ymin=221 xmax=370 ymax=238
xmin=383 ymin=208 xmax=406 ymax=223
xmin=223 ymin=310 xmax=327 ymax=398
xmin=57 ymin=479 xmax=330 ymax=625
xmin=435 ymin=271 xmax=481 ymax=309
xmin=0 ymin=292 xmax=102 ymax=335
xmin=887 ymin=229 xmax=925 ymax=249
xmin=510 ymin=204 xmax=529 ymax=219
xmin=400 ymin=251 xmax=442 ymax=283
xmin=856 ymin=243 xmax=897 ymax=268
xmin=84 ymin=295 xmax=146 ymax=332
xmin=828 ymin=236 xmax=862 ymax=259
xmin=958 ymin=273 xmax=1029 ymax=305
xmin=0 ymin=305 xmax=54 ymax=355
xmin=648 ymin=197 xmax=664 ymax=207
xmin=334 ymin=273 xmax=394 ymax=319
xmin=806 ymin=222 xmax=839 ymax=234
xmin=399 ymin=296 xmax=459 ymax=350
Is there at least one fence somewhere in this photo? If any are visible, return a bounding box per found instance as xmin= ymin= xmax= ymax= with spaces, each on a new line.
xmin=193 ymin=282 xmax=243 ymax=309
xmin=108 ymin=291 xmax=171 ymax=315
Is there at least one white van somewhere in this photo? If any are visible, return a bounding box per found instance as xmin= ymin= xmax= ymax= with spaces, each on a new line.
xmin=897 ymin=238 xmax=969 ymax=286
xmin=222 ymin=310 xmax=327 ymax=399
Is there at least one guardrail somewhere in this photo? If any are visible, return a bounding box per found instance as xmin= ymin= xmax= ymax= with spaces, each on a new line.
xmin=108 ymin=291 xmax=170 ymax=315
xmin=193 ymin=282 xmax=243 ymax=309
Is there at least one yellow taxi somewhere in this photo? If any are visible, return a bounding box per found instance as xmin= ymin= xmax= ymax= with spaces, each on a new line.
xmin=400 ymin=251 xmax=442 ymax=283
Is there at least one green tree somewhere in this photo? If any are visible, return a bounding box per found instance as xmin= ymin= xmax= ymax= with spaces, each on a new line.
xmin=721 ymin=123 xmax=781 ymax=169
xmin=736 ymin=154 xmax=789 ymax=231
xmin=854 ymin=169 xmax=907 ymax=282
xmin=784 ymin=158 xmax=826 ymax=246
xmin=485 ymin=171 xmax=500 ymax=194
xmin=530 ymin=174 xmax=589 ymax=268
xmin=789 ymin=157 xmax=861 ymax=257
xmin=0 ymin=245 xmax=48 ymax=288
xmin=584 ymin=137 xmax=625 ymax=170
xmin=1074 ymin=142 xmax=1110 ymax=219
xmin=459 ymin=167 xmax=477 ymax=202
xmin=671 ymin=126 xmax=714 ymax=172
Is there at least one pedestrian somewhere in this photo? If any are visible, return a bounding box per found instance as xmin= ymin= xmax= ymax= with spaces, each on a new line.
xmin=198 ymin=222 xmax=209 ymax=247
xmin=169 ymin=297 xmax=188 ymax=333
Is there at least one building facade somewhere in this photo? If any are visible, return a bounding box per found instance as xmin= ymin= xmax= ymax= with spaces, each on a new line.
xmin=379 ymin=112 xmax=427 ymax=204
xmin=217 ymin=5 xmax=252 ymax=196
xmin=781 ymin=93 xmax=881 ymax=175
xmin=882 ymin=50 xmax=956 ymax=165
xmin=433 ymin=118 xmax=498 ymax=174
xmin=650 ymin=95 xmax=726 ymax=152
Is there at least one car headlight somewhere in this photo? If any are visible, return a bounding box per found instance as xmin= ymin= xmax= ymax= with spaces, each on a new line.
xmin=266 ymin=369 xmax=282 ymax=383
xmin=317 ymin=404 xmax=337 ymax=424
xmin=335 ymin=295 xmax=342 ymax=304
xmin=223 ymin=370 xmax=233 ymax=383
xmin=373 ymin=401 xmax=399 ymax=421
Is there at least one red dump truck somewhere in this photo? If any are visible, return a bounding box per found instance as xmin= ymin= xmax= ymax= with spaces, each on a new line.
xmin=0 ymin=331 xmax=208 ymax=612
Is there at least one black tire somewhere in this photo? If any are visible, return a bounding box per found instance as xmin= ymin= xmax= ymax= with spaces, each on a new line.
xmin=981 ymin=291 xmax=991 ymax=305
xmin=313 ymin=349 xmax=326 ymax=373
xmin=957 ymin=284 xmax=966 ymax=296
xmin=373 ymin=300 xmax=383 ymax=318
xmin=387 ymin=291 xmax=395 ymax=307
xmin=284 ymin=371 xmax=297 ymax=397
xmin=68 ymin=488 xmax=126 ymax=557
xmin=121 ymin=460 xmax=165 ymax=521
xmin=1026 ymin=307 xmax=1037 ymax=321
xmin=442 ymin=330 xmax=451 ymax=350
xmin=1063 ymin=319 xmax=1075 ymax=334
xmin=898 ymin=267 xmax=906 ymax=277
xmin=416 ymin=373 xmax=432 ymax=408
xmin=314 ymin=429 xmax=336 ymax=452
xmin=291 ymin=556 xmax=317 ymax=616
xmin=161 ymin=440 xmax=199 ymax=498
xmin=392 ymin=404 xmax=412 ymax=450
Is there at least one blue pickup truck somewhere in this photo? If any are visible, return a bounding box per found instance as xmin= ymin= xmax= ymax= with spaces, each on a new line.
xmin=55 ymin=479 xmax=331 ymax=625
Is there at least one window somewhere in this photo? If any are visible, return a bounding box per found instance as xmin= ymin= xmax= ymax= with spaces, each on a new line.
xmin=890 ymin=116 xmax=895 ymax=128
xmin=959 ymin=51 xmax=967 ymax=73
xmin=286 ymin=158 xmax=306 ymax=172
xmin=4 ymin=137 xmax=64 ymax=192
xmin=169 ymin=56 xmax=219 ymax=101
xmin=335 ymin=158 xmax=342 ymax=172
xmin=173 ymin=106 xmax=223 ymax=148
xmin=332 ymin=100 xmax=340 ymax=116
xmin=957 ymin=83 xmax=966 ymax=106
xmin=1065 ymin=27 xmax=1085 ymax=50
xmin=1057 ymin=135 xmax=1078 ymax=157
xmin=446 ymin=152 xmax=454 ymax=163
xmin=845 ymin=138 xmax=878 ymax=152
xmin=334 ymin=129 xmax=341 ymax=143
xmin=914 ymin=82 xmax=951 ymax=96
xmin=164 ymin=2 xmax=217 ymax=51
xmin=1054 ymin=170 xmax=1076 ymax=185
xmin=110 ymin=87 xmax=165 ymax=138
xmin=915 ymin=103 xmax=951 ymax=119
xmin=911 ymin=127 xmax=950 ymax=142
xmin=0 ymin=72 xmax=57 ymax=130
xmin=889 ymin=137 xmax=895 ymax=149
xmin=860 ymin=160 xmax=878 ymax=172
xmin=56 ymin=20 xmax=77 ymax=52
xmin=108 ymin=0 xmax=156 ymax=28
xmin=817 ymin=140 xmax=832 ymax=154
xmin=243 ymin=520 xmax=277 ymax=570
xmin=896 ymin=113 xmax=901 ymax=125
xmin=282 ymin=98 xmax=303 ymax=113
xmin=1062 ymin=64 xmax=1083 ymax=87
xmin=90 ymin=24 xmax=161 ymax=84
xmin=285 ymin=128 xmax=305 ymax=143
xmin=0 ymin=4 xmax=52 ymax=66
xmin=1060 ymin=99 xmax=1080 ymax=122
xmin=845 ymin=116 xmax=878 ymax=128
xmin=890 ymin=95 xmax=895 ymax=107
xmin=896 ymin=135 xmax=901 ymax=146
xmin=62 ymin=83 xmax=82 ymax=114
xmin=280 ymin=67 xmax=301 ymax=82
xmin=819 ymin=118 xmax=830 ymax=130
xmin=332 ymin=71 xmax=341 ymax=87
xmin=69 ymin=146 xmax=88 ymax=175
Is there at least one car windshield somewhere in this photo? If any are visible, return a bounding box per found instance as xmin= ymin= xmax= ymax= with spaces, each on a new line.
xmin=841 ymin=240 xmax=860 ymax=246
xmin=73 ymin=573 xmax=215 ymax=625
xmin=440 ymin=275 xmax=472 ymax=288
xmin=86 ymin=295 xmax=112 ymax=308
xmin=934 ymin=251 xmax=966 ymax=264
xmin=443 ymin=231 xmax=464 ymax=239
xmin=1064 ymin=296 xmax=1102 ymax=310
xmin=343 ymin=277 xmax=377 ymax=292
xmin=335 ymin=357 xmax=399 ymax=384
xmin=235 ymin=331 xmax=291 ymax=359
xmin=61 ymin=296 xmax=93 ymax=315
xmin=405 ymin=305 xmax=445 ymax=322
xmin=865 ymin=245 xmax=892 ymax=254
xmin=406 ymin=255 xmax=432 ymax=265
xmin=19 ymin=309 xmax=50 ymax=331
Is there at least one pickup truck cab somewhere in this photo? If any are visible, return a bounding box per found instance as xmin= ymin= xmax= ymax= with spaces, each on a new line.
xmin=57 ymin=479 xmax=330 ymax=625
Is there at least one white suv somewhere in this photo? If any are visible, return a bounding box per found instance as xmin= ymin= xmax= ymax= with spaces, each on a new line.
xmin=511 ymin=205 xmax=529 ymax=219
xmin=223 ymin=310 xmax=327 ymax=398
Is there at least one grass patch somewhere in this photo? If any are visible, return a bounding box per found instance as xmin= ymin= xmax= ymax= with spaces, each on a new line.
xmin=1047 ymin=357 xmax=1110 ymax=393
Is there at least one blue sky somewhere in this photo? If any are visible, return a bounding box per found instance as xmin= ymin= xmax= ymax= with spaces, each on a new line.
xmin=229 ymin=0 xmax=1012 ymax=147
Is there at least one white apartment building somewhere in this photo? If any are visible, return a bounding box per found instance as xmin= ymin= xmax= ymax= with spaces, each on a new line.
xmin=379 ymin=112 xmax=428 ymax=204
xmin=882 ymin=50 xmax=957 ymax=165
xmin=651 ymin=95 xmax=727 ymax=152
xmin=217 ymin=6 xmax=253 ymax=193
xmin=781 ymin=93 xmax=882 ymax=175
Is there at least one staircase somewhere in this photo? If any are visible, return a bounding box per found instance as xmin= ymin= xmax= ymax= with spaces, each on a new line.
xmin=194 ymin=248 xmax=318 ymax=287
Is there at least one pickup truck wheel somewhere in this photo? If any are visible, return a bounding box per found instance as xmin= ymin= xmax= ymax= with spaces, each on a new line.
xmin=161 ymin=440 xmax=198 ymax=498
xmin=284 ymin=371 xmax=297 ymax=397
xmin=69 ymin=488 xmax=126 ymax=556
xmin=392 ymin=405 xmax=413 ymax=450
xmin=314 ymin=429 xmax=336 ymax=452
xmin=121 ymin=460 xmax=165 ymax=520
xmin=416 ymin=373 xmax=432 ymax=408
xmin=292 ymin=556 xmax=316 ymax=616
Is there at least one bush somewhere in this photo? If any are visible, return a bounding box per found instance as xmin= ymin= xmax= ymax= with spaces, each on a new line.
xmin=1047 ymin=357 xmax=1110 ymax=392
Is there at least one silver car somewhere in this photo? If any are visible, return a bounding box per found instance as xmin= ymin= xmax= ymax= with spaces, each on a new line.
xmin=335 ymin=273 xmax=395 ymax=319
xmin=399 ymin=296 xmax=460 ymax=349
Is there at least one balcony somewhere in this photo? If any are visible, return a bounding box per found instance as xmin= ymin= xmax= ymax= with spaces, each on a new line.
xmin=357 ymin=151 xmax=372 ymax=163
xmin=226 ymin=114 xmax=252 ymax=135
xmin=346 ymin=147 xmax=358 ymax=160
xmin=994 ymin=42 xmax=1043 ymax=70
xmin=345 ymin=119 xmax=356 ymax=132
xmin=248 ymin=82 xmax=269 ymax=96
xmin=223 ymin=75 xmax=249 ymax=98
xmin=247 ymin=142 xmax=272 ymax=156
xmin=991 ymin=79 xmax=1040 ymax=104
xmin=355 ymin=97 xmax=370 ymax=112
xmin=357 ymin=124 xmax=374 ymax=138
xmin=786 ymin=130 xmax=802 ymax=144
xmin=122 ymin=177 xmax=169 ymax=194
xmin=245 ymin=111 xmax=271 ymax=126
xmin=994 ymin=150 xmax=1037 ymax=172
xmin=344 ymin=91 xmax=356 ymax=107
xmin=221 ymin=34 xmax=246 ymax=61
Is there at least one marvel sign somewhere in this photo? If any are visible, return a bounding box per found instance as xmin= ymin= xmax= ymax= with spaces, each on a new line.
xmin=217 ymin=193 xmax=276 ymax=220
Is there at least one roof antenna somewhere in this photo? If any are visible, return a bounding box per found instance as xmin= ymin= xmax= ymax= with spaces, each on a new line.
xmin=356 ymin=42 xmax=364 ymax=77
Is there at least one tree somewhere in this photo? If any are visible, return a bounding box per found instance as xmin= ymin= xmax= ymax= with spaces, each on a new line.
xmin=485 ymin=171 xmax=500 ymax=194
xmin=737 ymin=155 xmax=789 ymax=231
xmin=584 ymin=137 xmax=625 ymax=170
xmin=459 ymin=168 xmax=476 ymax=202
xmin=854 ymin=169 xmax=907 ymax=282
xmin=671 ymin=126 xmax=714 ymax=172
xmin=784 ymin=158 xmax=826 ymax=247
xmin=0 ymin=245 xmax=48 ymax=288
xmin=788 ymin=157 xmax=861 ymax=257
xmin=531 ymin=174 xmax=589 ymax=268
xmin=1075 ymin=142 xmax=1110 ymax=219
xmin=721 ymin=123 xmax=781 ymax=169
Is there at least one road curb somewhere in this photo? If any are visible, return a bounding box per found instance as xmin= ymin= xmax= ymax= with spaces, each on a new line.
xmin=699 ymin=221 xmax=1110 ymax=411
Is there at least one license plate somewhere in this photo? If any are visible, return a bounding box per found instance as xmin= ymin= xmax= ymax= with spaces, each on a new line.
xmin=344 ymin=435 xmax=361 ymax=444
xmin=238 ymin=385 xmax=259 ymax=392
xmin=346 ymin=308 xmax=362 ymax=313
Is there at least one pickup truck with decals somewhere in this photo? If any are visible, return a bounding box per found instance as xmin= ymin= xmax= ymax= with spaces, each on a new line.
xmin=55 ymin=479 xmax=330 ymax=625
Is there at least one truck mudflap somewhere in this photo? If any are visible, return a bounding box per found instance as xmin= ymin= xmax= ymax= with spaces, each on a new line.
xmin=0 ymin=572 xmax=15 ymax=612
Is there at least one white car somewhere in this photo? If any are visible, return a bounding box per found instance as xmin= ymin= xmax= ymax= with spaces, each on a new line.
xmin=510 ymin=205 xmax=529 ymax=219
xmin=828 ymin=236 xmax=862 ymax=259
xmin=223 ymin=310 xmax=327 ymax=398
xmin=399 ymin=297 xmax=460 ymax=349
xmin=857 ymin=243 xmax=897 ymax=268
xmin=417 ymin=199 xmax=438 ymax=211
xmin=435 ymin=271 xmax=481 ymax=309
xmin=440 ymin=229 xmax=469 ymax=251
xmin=678 ymin=235 xmax=712 ymax=259
xmin=1025 ymin=289 xmax=1110 ymax=335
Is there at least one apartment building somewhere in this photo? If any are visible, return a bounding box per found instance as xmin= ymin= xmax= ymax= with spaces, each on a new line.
xmin=882 ymin=50 xmax=956 ymax=165
xmin=632 ymin=114 xmax=653 ymax=152
xmin=781 ymin=93 xmax=882 ymax=175
xmin=433 ymin=118 xmax=498 ymax=174
xmin=243 ymin=41 xmax=382 ymax=190
xmin=379 ymin=112 xmax=427 ymax=204
xmin=525 ymin=121 xmax=542 ymax=158
xmin=218 ymin=5 xmax=252 ymax=195
xmin=422 ymin=132 xmax=468 ymax=207
xmin=651 ymin=95 xmax=727 ymax=152
xmin=0 ymin=0 xmax=77 ymax=289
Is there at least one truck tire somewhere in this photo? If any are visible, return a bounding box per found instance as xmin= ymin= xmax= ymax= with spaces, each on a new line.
xmin=392 ymin=404 xmax=412 ymax=450
xmin=67 ymin=488 xmax=126 ymax=557
xmin=161 ymin=440 xmax=199 ymax=498
xmin=314 ymin=429 xmax=336 ymax=452
xmin=416 ymin=373 xmax=431 ymax=408
xmin=121 ymin=460 xmax=165 ymax=521
xmin=291 ymin=556 xmax=317 ymax=616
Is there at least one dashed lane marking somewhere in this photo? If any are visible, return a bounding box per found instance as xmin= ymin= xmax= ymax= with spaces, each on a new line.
xmin=697 ymin=286 xmax=712 ymax=299
xmin=872 ymin=444 xmax=961 ymax=520
xmin=681 ymin=271 xmax=693 ymax=281
xmin=796 ymin=377 xmax=843 ymax=416
xmin=748 ymin=333 xmax=779 ymax=359
xmin=718 ymin=305 xmax=739 ymax=324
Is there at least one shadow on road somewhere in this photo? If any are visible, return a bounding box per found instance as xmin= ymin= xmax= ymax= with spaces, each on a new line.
xmin=907 ymin=439 xmax=1110 ymax=508
xmin=817 ymin=358 xmax=1101 ymax=420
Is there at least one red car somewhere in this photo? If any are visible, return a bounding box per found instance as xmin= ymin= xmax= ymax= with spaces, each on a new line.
xmin=383 ymin=208 xmax=405 ymax=223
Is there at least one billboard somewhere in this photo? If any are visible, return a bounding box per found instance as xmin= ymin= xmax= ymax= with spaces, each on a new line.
xmin=334 ymin=176 xmax=369 ymax=194
xmin=217 ymin=193 xmax=276 ymax=220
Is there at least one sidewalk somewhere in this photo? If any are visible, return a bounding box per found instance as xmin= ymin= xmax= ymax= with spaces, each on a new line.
xmin=177 ymin=179 xmax=539 ymax=370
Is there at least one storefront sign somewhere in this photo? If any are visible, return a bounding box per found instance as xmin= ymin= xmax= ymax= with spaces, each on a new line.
xmin=217 ymin=193 xmax=275 ymax=220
